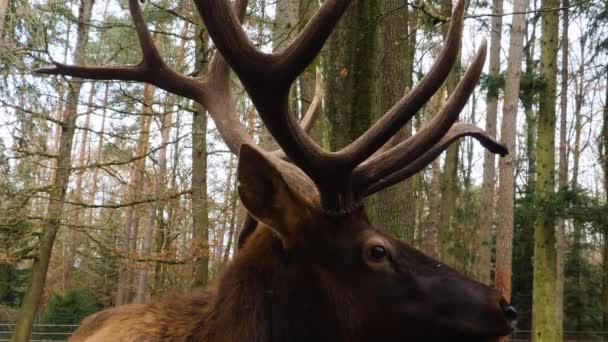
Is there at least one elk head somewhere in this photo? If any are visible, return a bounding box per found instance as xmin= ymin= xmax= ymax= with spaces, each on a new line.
xmin=37 ymin=0 xmax=516 ymax=340
xmin=231 ymin=143 xmax=516 ymax=341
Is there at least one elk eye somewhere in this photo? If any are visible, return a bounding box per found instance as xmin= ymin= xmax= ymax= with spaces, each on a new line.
xmin=369 ymin=245 xmax=387 ymax=260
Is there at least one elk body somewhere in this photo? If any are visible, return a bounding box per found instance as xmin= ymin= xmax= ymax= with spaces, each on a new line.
xmin=38 ymin=0 xmax=517 ymax=341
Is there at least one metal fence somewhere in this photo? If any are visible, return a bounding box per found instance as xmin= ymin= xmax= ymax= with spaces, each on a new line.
xmin=511 ymin=330 xmax=608 ymax=341
xmin=0 ymin=323 xmax=79 ymax=342
xmin=1 ymin=326 xmax=608 ymax=341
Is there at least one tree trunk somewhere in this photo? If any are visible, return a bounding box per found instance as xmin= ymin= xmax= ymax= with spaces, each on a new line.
xmin=64 ymin=84 xmax=96 ymax=290
xmin=368 ymin=0 xmax=415 ymax=241
xmin=326 ymin=0 xmax=379 ymax=152
xmin=602 ymin=68 xmax=608 ymax=335
xmin=191 ymin=12 xmax=211 ymax=288
xmin=116 ymin=83 xmax=155 ymax=305
xmin=86 ymin=83 xmax=108 ymax=226
xmin=478 ymin=0 xmax=503 ymax=284
xmin=523 ymin=27 xmax=538 ymax=196
xmin=213 ymin=155 xmax=235 ymax=269
xmin=532 ymin=0 xmax=560 ymax=338
xmin=438 ymin=0 xmax=461 ymax=264
xmin=274 ymin=0 xmax=299 ymax=118
xmin=425 ymin=87 xmax=446 ymax=258
xmin=191 ymin=103 xmax=209 ymax=288
xmin=153 ymin=7 xmax=190 ymax=292
xmin=10 ymin=1 xmax=94 ymax=340
xmin=568 ymin=50 xmax=585 ymax=331
xmin=495 ymin=1 xmax=527 ymax=341
xmin=134 ymin=202 xmax=155 ymax=304
xmin=49 ymin=16 xmax=73 ymax=183
xmin=220 ymin=158 xmax=238 ymax=266
xmin=555 ymin=3 xmax=569 ymax=337
xmin=299 ymin=0 xmax=327 ymax=146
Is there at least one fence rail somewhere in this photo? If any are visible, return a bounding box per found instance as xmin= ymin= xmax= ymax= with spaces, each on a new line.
xmin=0 ymin=323 xmax=79 ymax=342
xmin=1 ymin=326 xmax=608 ymax=341
xmin=511 ymin=330 xmax=608 ymax=342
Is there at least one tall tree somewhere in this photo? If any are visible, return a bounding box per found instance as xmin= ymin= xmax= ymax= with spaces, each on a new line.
xmin=325 ymin=1 xmax=378 ymax=151
xmin=522 ymin=14 xmax=539 ymax=197
xmin=64 ymin=84 xmax=96 ymax=290
xmin=567 ymin=53 xmax=585 ymax=331
xmin=154 ymin=2 xmax=191 ymax=291
xmin=602 ymin=68 xmax=608 ymax=332
xmin=439 ymin=0 xmax=461 ymax=263
xmin=495 ymin=0 xmax=528 ymax=339
xmin=190 ymin=0 xmax=211 ymax=288
xmin=478 ymin=0 xmax=503 ymax=283
xmin=191 ymin=42 xmax=210 ymax=288
xmin=532 ymin=0 xmax=560 ymax=339
xmin=369 ymin=0 xmax=415 ymax=241
xmin=555 ymin=1 xmax=569 ymax=338
xmin=425 ymin=87 xmax=446 ymax=258
xmin=116 ymin=83 xmax=155 ymax=305
xmin=10 ymin=0 xmax=95 ymax=340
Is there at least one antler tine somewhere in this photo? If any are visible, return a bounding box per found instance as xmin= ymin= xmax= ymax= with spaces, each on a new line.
xmin=273 ymin=67 xmax=324 ymax=159
xmin=337 ymin=0 xmax=466 ymax=170
xmin=193 ymin=0 xmax=271 ymax=83
xmin=204 ymin=60 xmax=323 ymax=158
xmin=128 ymin=0 xmax=163 ymax=68
xmin=35 ymin=0 xmax=203 ymax=102
xmin=353 ymin=39 xmax=488 ymax=192
xmin=298 ymin=68 xmax=325 ymax=133
xmin=195 ymin=0 xmax=351 ymax=85
xmin=197 ymin=0 xmax=344 ymax=193
xmin=199 ymin=0 xmax=255 ymax=156
xmin=202 ymin=0 xmax=323 ymax=159
xmin=364 ymin=123 xmax=507 ymax=195
xmin=276 ymin=1 xmax=352 ymax=83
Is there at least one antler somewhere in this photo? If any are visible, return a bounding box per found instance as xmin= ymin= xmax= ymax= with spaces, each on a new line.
xmin=352 ymin=39 xmax=508 ymax=194
xmin=197 ymin=0 xmax=506 ymax=213
xmin=37 ymin=0 xmax=506 ymax=215
xmin=35 ymin=0 xmax=322 ymax=159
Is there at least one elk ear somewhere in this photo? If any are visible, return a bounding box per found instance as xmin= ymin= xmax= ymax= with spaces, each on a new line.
xmin=237 ymin=144 xmax=313 ymax=240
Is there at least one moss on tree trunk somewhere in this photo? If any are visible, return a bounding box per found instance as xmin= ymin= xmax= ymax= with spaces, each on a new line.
xmin=532 ymin=0 xmax=560 ymax=339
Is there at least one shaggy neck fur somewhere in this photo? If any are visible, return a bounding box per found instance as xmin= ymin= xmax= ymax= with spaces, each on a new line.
xmin=195 ymin=225 xmax=359 ymax=342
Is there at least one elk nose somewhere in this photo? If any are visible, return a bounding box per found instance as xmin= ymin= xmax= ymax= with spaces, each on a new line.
xmin=499 ymin=299 xmax=517 ymax=322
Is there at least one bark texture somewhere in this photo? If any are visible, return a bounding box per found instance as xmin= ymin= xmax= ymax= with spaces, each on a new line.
xmin=64 ymin=86 xmax=95 ymax=290
xmin=438 ymin=0 xmax=461 ymax=264
xmin=555 ymin=3 xmax=569 ymax=337
xmin=191 ymin=16 xmax=210 ymax=288
xmin=495 ymin=1 xmax=528 ymax=340
xmin=326 ymin=0 xmax=379 ymax=152
xmin=116 ymin=83 xmax=155 ymax=305
xmin=369 ymin=0 xmax=415 ymax=241
xmin=478 ymin=0 xmax=503 ymax=284
xmin=532 ymin=0 xmax=560 ymax=338
xmin=603 ymin=69 xmax=608 ymax=334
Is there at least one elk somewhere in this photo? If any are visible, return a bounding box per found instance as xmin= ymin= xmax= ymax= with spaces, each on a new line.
xmin=37 ymin=0 xmax=517 ymax=340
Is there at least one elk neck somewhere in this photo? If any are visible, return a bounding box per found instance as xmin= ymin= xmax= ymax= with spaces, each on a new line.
xmin=202 ymin=224 xmax=361 ymax=342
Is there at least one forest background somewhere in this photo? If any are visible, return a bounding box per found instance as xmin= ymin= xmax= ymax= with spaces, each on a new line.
xmin=0 ymin=0 xmax=607 ymax=341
